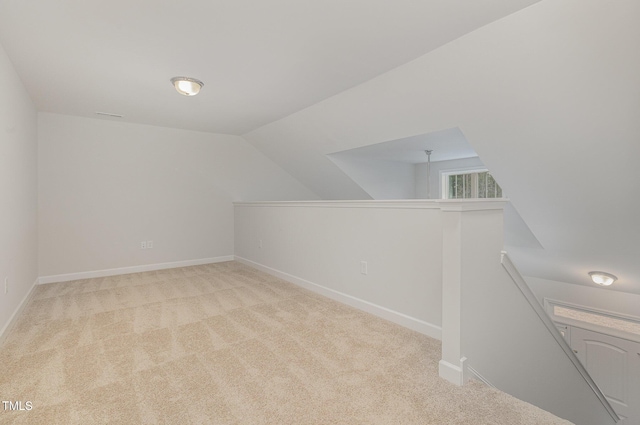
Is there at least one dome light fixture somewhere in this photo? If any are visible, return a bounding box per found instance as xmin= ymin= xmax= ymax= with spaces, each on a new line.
xmin=588 ymin=271 xmax=617 ymax=286
xmin=170 ymin=77 xmax=204 ymax=96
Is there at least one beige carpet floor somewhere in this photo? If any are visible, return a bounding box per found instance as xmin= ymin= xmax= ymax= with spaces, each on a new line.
xmin=0 ymin=261 xmax=573 ymax=424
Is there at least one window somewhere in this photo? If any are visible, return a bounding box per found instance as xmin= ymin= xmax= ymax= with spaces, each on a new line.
xmin=442 ymin=170 xmax=503 ymax=199
xmin=545 ymin=298 xmax=640 ymax=339
xmin=553 ymin=305 xmax=640 ymax=336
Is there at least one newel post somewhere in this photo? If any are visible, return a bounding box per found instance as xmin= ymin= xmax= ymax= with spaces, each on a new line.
xmin=438 ymin=199 xmax=506 ymax=385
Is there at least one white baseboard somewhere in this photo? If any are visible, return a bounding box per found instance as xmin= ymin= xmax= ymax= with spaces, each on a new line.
xmin=38 ymin=256 xmax=234 ymax=285
xmin=0 ymin=278 xmax=39 ymax=346
xmin=466 ymin=364 xmax=496 ymax=388
xmin=439 ymin=359 xmax=464 ymax=386
xmin=234 ymin=256 xmax=442 ymax=340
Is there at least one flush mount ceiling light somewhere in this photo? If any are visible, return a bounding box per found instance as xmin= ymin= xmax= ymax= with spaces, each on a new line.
xmin=588 ymin=271 xmax=617 ymax=286
xmin=170 ymin=77 xmax=204 ymax=96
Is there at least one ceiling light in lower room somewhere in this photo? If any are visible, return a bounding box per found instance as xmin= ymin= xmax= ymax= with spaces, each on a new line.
xmin=588 ymin=271 xmax=617 ymax=286
xmin=170 ymin=77 xmax=204 ymax=96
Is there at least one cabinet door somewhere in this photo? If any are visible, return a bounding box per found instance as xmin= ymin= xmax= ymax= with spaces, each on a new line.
xmin=555 ymin=324 xmax=570 ymax=344
xmin=571 ymin=327 xmax=640 ymax=424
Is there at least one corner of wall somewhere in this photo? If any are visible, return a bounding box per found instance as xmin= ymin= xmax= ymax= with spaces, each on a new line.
xmin=0 ymin=39 xmax=39 ymax=339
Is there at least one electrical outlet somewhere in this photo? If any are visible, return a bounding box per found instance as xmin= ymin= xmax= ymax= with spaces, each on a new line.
xmin=360 ymin=261 xmax=368 ymax=275
xmin=259 ymin=239 xmax=263 ymax=249
xmin=147 ymin=240 xmax=153 ymax=249
xmin=4 ymin=277 xmax=8 ymax=294
xmin=141 ymin=241 xmax=147 ymax=249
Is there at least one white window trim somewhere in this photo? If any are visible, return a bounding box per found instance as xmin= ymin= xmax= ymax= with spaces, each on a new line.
xmin=440 ymin=167 xmax=488 ymax=200
xmin=544 ymin=298 xmax=640 ymax=344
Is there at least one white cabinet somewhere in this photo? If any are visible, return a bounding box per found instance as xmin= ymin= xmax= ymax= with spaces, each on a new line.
xmin=555 ymin=323 xmax=571 ymax=344
xmin=571 ymin=327 xmax=640 ymax=424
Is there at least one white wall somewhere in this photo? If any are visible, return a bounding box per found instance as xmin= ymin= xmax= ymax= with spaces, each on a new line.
xmin=234 ymin=201 xmax=444 ymax=337
xmin=328 ymin=155 xmax=485 ymax=201
xmin=244 ymin=0 xmax=640 ymax=292
xmin=449 ymin=209 xmax=617 ymax=425
xmin=527 ymin=276 xmax=640 ymax=318
xmin=38 ymin=113 xmax=318 ymax=278
xmin=328 ymin=156 xmax=415 ymax=199
xmin=234 ymin=199 xmax=615 ymax=423
xmin=460 ymin=253 xmax=617 ymax=425
xmin=0 ymin=42 xmax=38 ymax=337
xmin=415 ymin=156 xmax=484 ymax=200
xmin=413 ymin=157 xmax=543 ymax=251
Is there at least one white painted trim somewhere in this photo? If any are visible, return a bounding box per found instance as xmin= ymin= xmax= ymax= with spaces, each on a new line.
xmin=234 ymin=200 xmax=442 ymax=209
xmin=438 ymin=198 xmax=508 ymax=212
xmin=38 ymin=256 xmax=234 ymax=284
xmin=440 ymin=167 xmax=489 ymax=200
xmin=466 ymin=364 xmax=496 ymax=388
xmin=234 ymin=256 xmax=442 ymax=340
xmin=438 ymin=199 xmax=507 ymax=212
xmin=233 ymin=199 xmax=507 ymax=211
xmin=544 ymin=298 xmax=640 ymax=344
xmin=0 ymin=278 xmax=39 ymax=347
xmin=439 ymin=359 xmax=464 ymax=385
xmin=440 ymin=166 xmax=488 ymax=177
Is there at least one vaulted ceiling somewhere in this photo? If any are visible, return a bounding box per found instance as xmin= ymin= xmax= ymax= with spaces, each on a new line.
xmin=242 ymin=0 xmax=640 ymax=296
xmin=0 ymin=0 xmax=540 ymax=135
xmin=1 ymin=0 xmax=638 ymax=296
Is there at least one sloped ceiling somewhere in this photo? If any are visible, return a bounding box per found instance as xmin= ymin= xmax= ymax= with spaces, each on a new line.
xmin=328 ymin=128 xmax=478 ymax=164
xmin=0 ymin=0 xmax=540 ymax=135
xmin=244 ymin=0 xmax=640 ymax=295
